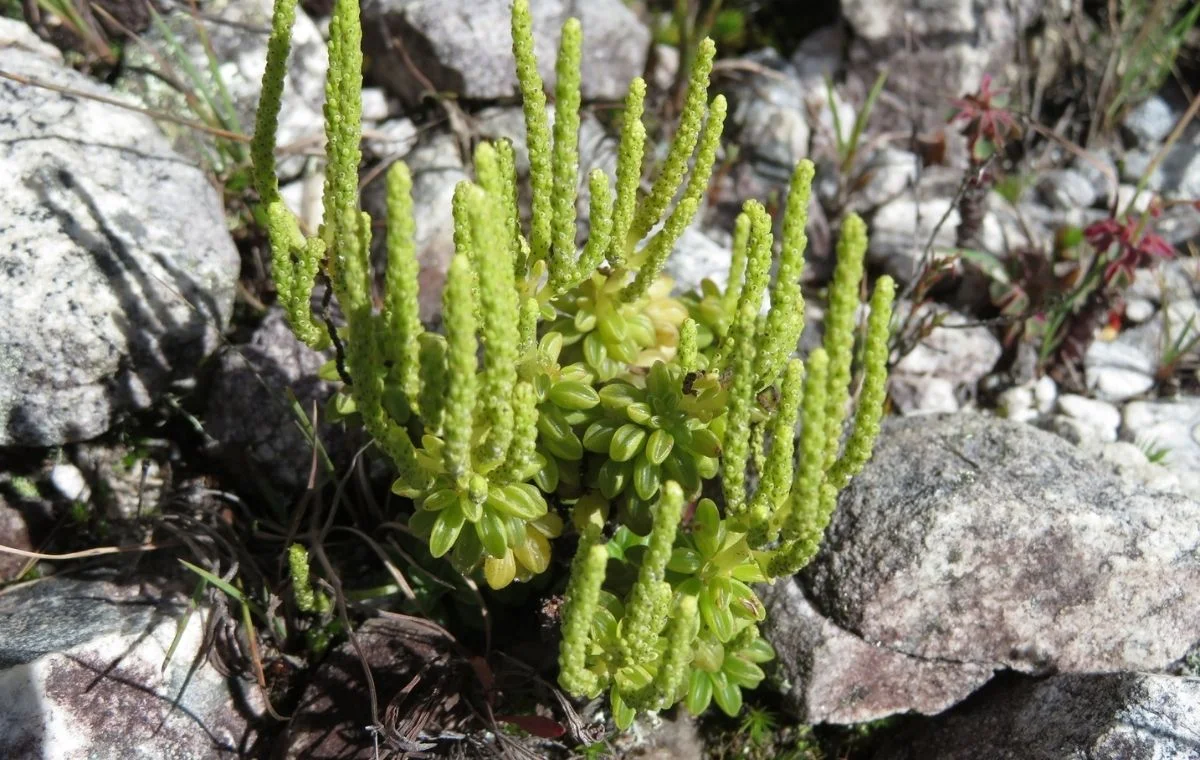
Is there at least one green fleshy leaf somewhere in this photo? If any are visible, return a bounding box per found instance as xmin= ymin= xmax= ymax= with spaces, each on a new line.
xmin=429 ymin=503 xmax=465 ymax=558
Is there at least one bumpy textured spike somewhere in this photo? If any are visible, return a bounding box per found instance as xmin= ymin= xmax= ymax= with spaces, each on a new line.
xmin=287 ymin=543 xmax=318 ymax=613
xmin=469 ymin=185 xmax=520 ymax=468
xmin=716 ymin=202 xmax=773 ymax=372
xmin=746 ymin=358 xmax=804 ymax=547
xmin=322 ymin=0 xmax=364 ymax=263
xmin=755 ymin=160 xmax=814 ymax=387
xmin=384 ymin=161 xmax=423 ymax=406
xmin=549 ymin=18 xmax=583 ymax=291
xmin=630 ymin=38 xmax=716 ymax=243
xmin=518 ymin=297 xmax=540 ymax=356
xmin=828 ymin=276 xmax=894 ymax=489
xmin=678 ymin=318 xmax=699 ymax=372
xmin=653 ymin=594 xmax=700 ymax=708
xmin=822 ymin=214 xmax=868 ymax=467
xmin=511 ymin=0 xmax=552 ymax=265
xmin=722 ymin=211 xmax=751 ymax=321
xmin=621 ymin=196 xmax=698 ymax=303
xmin=266 ymin=202 xmax=328 ymax=348
xmin=418 ymin=334 xmax=447 ymax=434
xmin=251 ymin=0 xmax=297 ymax=203
xmin=572 ymin=169 xmax=614 ymax=286
xmin=720 ymin=203 xmax=774 ymax=516
xmin=498 ymin=381 xmax=539 ymax=484
xmin=442 ymin=255 xmax=479 ymax=482
xmin=559 ymin=538 xmax=609 ymax=697
xmin=621 ymin=482 xmax=684 ymax=665
xmin=779 ymin=348 xmax=829 ymax=545
xmin=494 ymin=140 xmax=524 ymax=274
xmin=474 ymin=141 xmax=503 ymax=196
xmin=621 ymin=95 xmax=725 ymax=302
xmin=607 ymin=77 xmax=647 ymax=267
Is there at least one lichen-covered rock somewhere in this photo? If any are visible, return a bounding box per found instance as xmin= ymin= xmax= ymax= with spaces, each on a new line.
xmin=873 ymin=672 xmax=1200 ymax=760
xmin=0 ymin=45 xmax=238 ymax=447
xmin=0 ymin=575 xmax=264 ymax=758
xmin=765 ymin=414 xmax=1200 ymax=724
xmin=361 ymin=0 xmax=648 ymax=105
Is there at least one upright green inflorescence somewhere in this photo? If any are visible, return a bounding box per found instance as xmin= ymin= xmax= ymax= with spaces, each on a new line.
xmin=253 ymin=0 xmax=895 ymax=732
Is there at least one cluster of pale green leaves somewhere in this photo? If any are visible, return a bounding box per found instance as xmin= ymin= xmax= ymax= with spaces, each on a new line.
xmin=252 ymin=0 xmax=894 ymax=728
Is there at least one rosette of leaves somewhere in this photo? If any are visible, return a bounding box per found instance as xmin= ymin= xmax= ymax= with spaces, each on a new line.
xmin=548 ymin=272 xmax=688 ymax=381
xmin=581 ymin=361 xmax=722 ymax=531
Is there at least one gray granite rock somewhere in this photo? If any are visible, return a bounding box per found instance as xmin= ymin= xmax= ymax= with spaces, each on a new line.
xmin=854 ymin=148 xmax=919 ymax=211
xmin=1055 ymin=394 xmax=1121 ymax=443
xmin=1036 ymin=169 xmax=1097 ymax=210
xmin=361 ymin=0 xmax=648 ymax=105
xmin=841 ymin=0 xmax=1043 ymax=133
xmin=866 ymin=196 xmax=1004 ymax=285
xmin=0 ymin=46 xmax=238 ymax=446
xmin=889 ymin=304 xmax=1002 ymax=414
xmin=766 ymin=414 xmax=1200 ymax=724
xmin=1122 ymin=397 xmax=1200 ymax=501
xmin=117 ymin=0 xmax=328 ymax=180
xmin=873 ymin=672 xmax=1200 ymax=760
xmin=726 ymin=51 xmax=812 ymax=172
xmin=0 ymin=575 xmax=264 ymax=757
xmin=1122 ymin=94 xmax=1179 ymax=146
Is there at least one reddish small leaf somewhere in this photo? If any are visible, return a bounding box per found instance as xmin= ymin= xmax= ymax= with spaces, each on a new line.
xmin=495 ymin=714 xmax=566 ymax=739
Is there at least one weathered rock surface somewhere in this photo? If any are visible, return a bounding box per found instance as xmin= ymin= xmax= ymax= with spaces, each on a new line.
xmin=118 ymin=0 xmax=328 ymax=179
xmin=0 ymin=575 xmax=263 ymax=758
xmin=841 ymin=0 xmax=1043 ymax=132
xmin=362 ymin=0 xmax=648 ymax=105
xmin=889 ymin=304 xmax=1002 ymax=415
xmin=764 ymin=414 xmax=1200 ymax=724
xmin=0 ymin=45 xmax=239 ymax=447
xmin=205 ymin=309 xmax=342 ymax=496
xmin=873 ymin=672 xmax=1200 ymax=760
xmin=1122 ymin=397 xmax=1200 ymax=501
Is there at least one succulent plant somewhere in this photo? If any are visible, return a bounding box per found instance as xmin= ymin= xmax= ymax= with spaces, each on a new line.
xmin=253 ymin=0 xmax=894 ymax=729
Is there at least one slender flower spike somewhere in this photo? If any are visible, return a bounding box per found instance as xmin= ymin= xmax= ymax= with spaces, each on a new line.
xmin=629 ymin=38 xmax=716 ymax=243
xmin=821 ymin=214 xmax=867 ymax=469
xmin=442 ymin=255 xmax=479 ymax=482
xmin=511 ymin=0 xmax=553 ymax=265
xmin=384 ymin=161 xmax=423 ymax=407
xmin=549 ymin=19 xmax=583 ymax=291
xmin=755 ymin=160 xmax=814 ymax=387
xmin=559 ymin=539 xmax=609 ymax=697
xmin=620 ymin=481 xmax=684 ymax=665
xmin=828 ymin=276 xmax=895 ymax=489
xmin=608 ymin=77 xmax=647 ymax=266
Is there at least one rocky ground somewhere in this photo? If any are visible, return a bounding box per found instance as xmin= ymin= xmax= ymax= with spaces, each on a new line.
xmin=1 ymin=0 xmax=1199 ymax=758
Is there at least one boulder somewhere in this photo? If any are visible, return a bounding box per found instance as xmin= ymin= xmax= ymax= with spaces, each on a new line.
xmin=0 ymin=44 xmax=238 ymax=446
xmin=764 ymin=414 xmax=1200 ymax=724
xmin=0 ymin=575 xmax=264 ymax=757
xmin=873 ymin=672 xmax=1200 ymax=760
xmin=361 ymin=0 xmax=648 ymax=105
